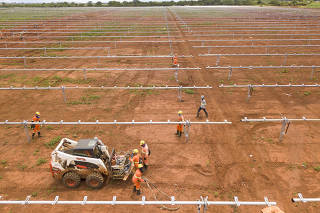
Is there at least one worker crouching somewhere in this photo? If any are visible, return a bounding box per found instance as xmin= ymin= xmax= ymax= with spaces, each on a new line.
xmin=132 ymin=164 xmax=145 ymax=195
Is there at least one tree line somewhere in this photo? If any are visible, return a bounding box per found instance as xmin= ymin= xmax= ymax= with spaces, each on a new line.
xmin=0 ymin=0 xmax=315 ymax=7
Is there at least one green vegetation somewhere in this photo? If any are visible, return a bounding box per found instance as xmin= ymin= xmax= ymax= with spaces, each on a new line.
xmin=1 ymin=160 xmax=7 ymax=166
xmin=314 ymin=166 xmax=320 ymax=172
xmin=0 ymin=73 xmax=15 ymax=80
xmin=31 ymin=192 xmax=38 ymax=197
xmin=47 ymin=186 xmax=56 ymax=195
xmin=45 ymin=136 xmax=61 ymax=148
xmin=214 ymin=191 xmax=219 ymax=198
xmin=304 ymin=91 xmax=311 ymax=96
xmin=46 ymin=126 xmax=54 ymax=130
xmin=0 ymin=0 xmax=315 ymax=7
xmin=36 ymin=158 xmax=47 ymax=166
xmin=304 ymin=1 xmax=320 ymax=7
xmin=29 ymin=75 xmax=94 ymax=87
xmin=183 ymin=89 xmax=195 ymax=94
xmin=33 ymin=149 xmax=39 ymax=156
xmin=68 ymin=94 xmax=101 ymax=105
xmin=18 ymin=164 xmax=27 ymax=170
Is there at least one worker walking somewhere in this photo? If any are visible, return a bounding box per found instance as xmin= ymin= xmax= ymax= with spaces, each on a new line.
xmin=140 ymin=140 xmax=150 ymax=170
xmin=176 ymin=111 xmax=184 ymax=137
xmin=131 ymin=149 xmax=141 ymax=169
xmin=132 ymin=164 xmax=145 ymax=195
xmin=196 ymin=95 xmax=208 ymax=118
xmin=31 ymin=112 xmax=41 ymax=139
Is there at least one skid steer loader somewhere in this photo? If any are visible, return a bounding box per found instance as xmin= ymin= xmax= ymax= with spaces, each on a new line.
xmin=50 ymin=137 xmax=133 ymax=189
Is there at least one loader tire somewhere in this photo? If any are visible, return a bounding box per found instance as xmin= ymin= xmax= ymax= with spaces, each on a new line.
xmin=86 ymin=173 xmax=104 ymax=189
xmin=62 ymin=172 xmax=81 ymax=188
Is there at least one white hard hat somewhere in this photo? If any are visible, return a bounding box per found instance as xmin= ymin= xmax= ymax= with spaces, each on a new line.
xmin=201 ymin=95 xmax=204 ymax=99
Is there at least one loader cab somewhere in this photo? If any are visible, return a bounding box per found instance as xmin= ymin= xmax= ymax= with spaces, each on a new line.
xmin=64 ymin=139 xmax=102 ymax=158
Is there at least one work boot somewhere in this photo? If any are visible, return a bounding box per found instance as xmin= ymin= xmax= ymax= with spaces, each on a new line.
xmin=137 ymin=189 xmax=141 ymax=195
xmin=133 ymin=186 xmax=136 ymax=192
xmin=32 ymin=133 xmax=35 ymax=139
xmin=38 ymin=132 xmax=41 ymax=137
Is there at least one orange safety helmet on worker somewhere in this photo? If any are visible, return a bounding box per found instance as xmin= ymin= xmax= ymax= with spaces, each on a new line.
xmin=140 ymin=140 xmax=150 ymax=170
xmin=31 ymin=112 xmax=41 ymax=139
xmin=130 ymin=149 xmax=141 ymax=169
xmin=132 ymin=164 xmax=145 ymax=195
xmin=176 ymin=111 xmax=184 ymax=137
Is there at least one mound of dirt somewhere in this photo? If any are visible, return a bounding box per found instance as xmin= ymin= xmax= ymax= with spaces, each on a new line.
xmin=261 ymin=206 xmax=285 ymax=213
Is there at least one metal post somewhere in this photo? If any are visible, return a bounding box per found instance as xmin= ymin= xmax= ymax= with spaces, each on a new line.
xmin=98 ymin=56 xmax=100 ymax=64
xmin=202 ymin=196 xmax=208 ymax=213
xmin=311 ymin=65 xmax=315 ymax=79
xmin=184 ymin=120 xmax=191 ymax=143
xmin=44 ymin=48 xmax=47 ymax=56
xmin=23 ymin=57 xmax=26 ymax=67
xmin=23 ymin=122 xmax=31 ymax=143
xmin=247 ymin=85 xmax=253 ymax=101
xmin=197 ymin=200 xmax=201 ymax=213
xmin=208 ymin=48 xmax=211 ymax=54
xmin=174 ymin=67 xmax=179 ymax=82
xmin=83 ymin=69 xmax=87 ymax=80
xmin=216 ymin=55 xmax=220 ymax=66
xmin=178 ymin=86 xmax=182 ymax=102
xmin=283 ymin=54 xmax=288 ymax=66
xmin=59 ymin=42 xmax=62 ymax=48
xmin=227 ymin=66 xmax=232 ymax=80
xmin=61 ymin=86 xmax=66 ymax=103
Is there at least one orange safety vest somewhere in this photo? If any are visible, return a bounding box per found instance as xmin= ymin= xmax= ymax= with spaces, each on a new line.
xmin=32 ymin=116 xmax=40 ymax=122
xmin=173 ymin=56 xmax=178 ymax=65
xmin=131 ymin=154 xmax=141 ymax=168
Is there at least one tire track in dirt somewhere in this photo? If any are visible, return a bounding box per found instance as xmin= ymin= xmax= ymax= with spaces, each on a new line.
xmin=166 ymin=8 xmax=251 ymax=195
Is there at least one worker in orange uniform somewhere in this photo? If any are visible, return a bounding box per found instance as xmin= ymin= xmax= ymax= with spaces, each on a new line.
xmin=176 ymin=111 xmax=184 ymax=137
xmin=140 ymin=140 xmax=150 ymax=170
xmin=131 ymin=149 xmax=141 ymax=169
xmin=172 ymin=54 xmax=179 ymax=67
xmin=31 ymin=112 xmax=41 ymax=139
xmin=132 ymin=164 xmax=145 ymax=195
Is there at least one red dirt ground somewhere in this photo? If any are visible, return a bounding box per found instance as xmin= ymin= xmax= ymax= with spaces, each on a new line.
xmin=0 ymin=6 xmax=320 ymax=213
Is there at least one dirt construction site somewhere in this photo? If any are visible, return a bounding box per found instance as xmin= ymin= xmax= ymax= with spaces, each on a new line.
xmin=0 ymin=5 xmax=320 ymax=213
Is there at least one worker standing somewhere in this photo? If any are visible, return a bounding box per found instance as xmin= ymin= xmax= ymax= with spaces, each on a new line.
xmin=140 ymin=140 xmax=150 ymax=170
xmin=176 ymin=111 xmax=184 ymax=137
xmin=172 ymin=54 xmax=179 ymax=67
xmin=132 ymin=164 xmax=145 ymax=195
xmin=196 ymin=95 xmax=208 ymax=118
xmin=131 ymin=149 xmax=141 ymax=169
xmin=31 ymin=112 xmax=41 ymax=139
